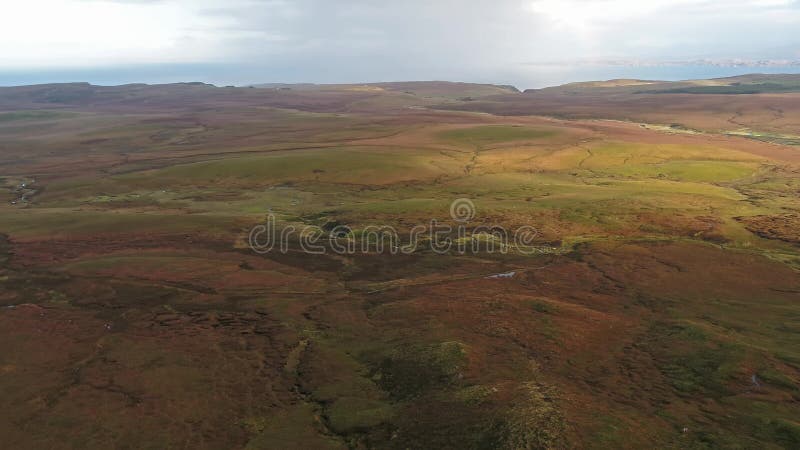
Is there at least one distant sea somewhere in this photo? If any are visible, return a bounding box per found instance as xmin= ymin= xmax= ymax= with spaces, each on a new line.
xmin=1 ymin=63 xmax=800 ymax=90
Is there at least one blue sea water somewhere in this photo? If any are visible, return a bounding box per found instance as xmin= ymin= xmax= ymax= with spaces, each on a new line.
xmin=1 ymin=63 xmax=799 ymax=90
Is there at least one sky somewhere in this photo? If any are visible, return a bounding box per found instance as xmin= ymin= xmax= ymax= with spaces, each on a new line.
xmin=1 ymin=0 xmax=800 ymax=88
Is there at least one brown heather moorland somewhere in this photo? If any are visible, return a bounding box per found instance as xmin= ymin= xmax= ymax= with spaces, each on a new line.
xmin=0 ymin=76 xmax=799 ymax=448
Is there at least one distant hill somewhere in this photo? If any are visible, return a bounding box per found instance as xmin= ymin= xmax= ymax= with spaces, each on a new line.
xmin=644 ymin=74 xmax=800 ymax=94
xmin=0 ymin=80 xmax=520 ymax=114
xmin=524 ymin=73 xmax=800 ymax=95
xmin=251 ymin=81 xmax=520 ymax=99
xmin=433 ymin=73 xmax=800 ymax=135
xmin=2 ymin=75 xmax=797 ymax=121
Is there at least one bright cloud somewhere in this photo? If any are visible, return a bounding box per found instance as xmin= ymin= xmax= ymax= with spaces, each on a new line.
xmin=0 ymin=0 xmax=239 ymax=67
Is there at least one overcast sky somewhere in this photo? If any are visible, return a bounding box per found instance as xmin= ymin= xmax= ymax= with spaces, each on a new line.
xmin=2 ymin=0 xmax=800 ymax=88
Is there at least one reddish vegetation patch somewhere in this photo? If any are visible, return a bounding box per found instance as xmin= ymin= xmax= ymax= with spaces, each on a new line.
xmin=11 ymin=234 xmax=201 ymax=266
xmin=737 ymin=214 xmax=800 ymax=245
xmin=0 ymin=303 xmax=302 ymax=449
xmin=636 ymin=213 xmax=728 ymax=242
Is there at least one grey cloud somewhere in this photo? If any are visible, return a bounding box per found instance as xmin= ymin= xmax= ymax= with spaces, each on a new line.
xmin=5 ymin=0 xmax=800 ymax=87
